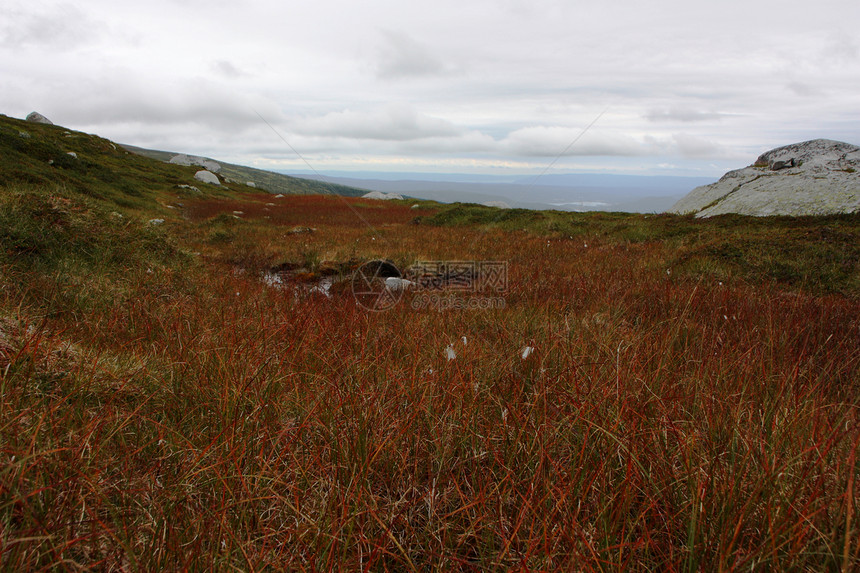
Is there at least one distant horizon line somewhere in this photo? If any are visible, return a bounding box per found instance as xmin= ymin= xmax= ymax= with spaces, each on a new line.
xmin=277 ymin=168 xmax=719 ymax=181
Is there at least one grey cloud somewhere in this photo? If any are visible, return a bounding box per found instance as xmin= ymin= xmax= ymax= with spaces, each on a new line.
xmin=211 ymin=60 xmax=249 ymax=79
xmin=825 ymin=32 xmax=858 ymax=64
xmin=671 ymin=133 xmax=733 ymax=159
xmin=48 ymin=75 xmax=281 ymax=132
xmin=502 ymin=126 xmax=647 ymax=157
xmin=0 ymin=3 xmax=103 ymax=49
xmin=291 ymin=105 xmax=462 ymax=141
xmin=3 ymin=0 xmax=858 ymax=176
xmin=400 ymin=131 xmax=497 ymax=154
xmin=645 ymin=108 xmax=723 ymax=123
xmin=786 ymin=82 xmax=822 ymax=97
xmin=375 ymin=30 xmax=451 ymax=79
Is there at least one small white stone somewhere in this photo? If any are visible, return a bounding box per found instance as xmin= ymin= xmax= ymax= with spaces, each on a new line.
xmin=385 ymin=277 xmax=414 ymax=291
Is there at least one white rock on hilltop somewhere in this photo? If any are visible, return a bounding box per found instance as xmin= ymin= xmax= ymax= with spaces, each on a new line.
xmin=169 ymin=154 xmax=221 ymax=173
xmin=670 ymin=139 xmax=860 ymax=217
xmin=201 ymin=160 xmax=221 ymax=173
xmin=169 ymin=154 xmax=197 ymax=166
xmin=362 ymin=191 xmax=403 ymax=200
xmin=194 ymin=170 xmax=220 ymax=185
xmin=26 ymin=111 xmax=53 ymax=125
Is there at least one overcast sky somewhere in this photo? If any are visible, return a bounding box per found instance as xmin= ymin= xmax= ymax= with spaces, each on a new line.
xmin=2 ymin=0 xmax=859 ymax=177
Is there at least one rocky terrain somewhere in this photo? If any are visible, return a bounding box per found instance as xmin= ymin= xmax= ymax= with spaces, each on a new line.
xmin=670 ymin=139 xmax=860 ymax=217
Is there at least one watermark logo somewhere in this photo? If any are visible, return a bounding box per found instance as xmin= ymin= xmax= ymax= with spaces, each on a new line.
xmin=351 ymin=260 xmax=404 ymax=312
xmin=352 ymin=259 xmax=508 ymax=312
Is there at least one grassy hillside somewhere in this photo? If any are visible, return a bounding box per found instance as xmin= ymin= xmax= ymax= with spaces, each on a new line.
xmin=421 ymin=203 xmax=860 ymax=298
xmin=1 ymin=115 xmax=859 ymax=570
xmin=121 ymin=142 xmax=367 ymax=197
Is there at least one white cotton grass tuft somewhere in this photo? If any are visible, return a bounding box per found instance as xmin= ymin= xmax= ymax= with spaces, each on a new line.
xmin=462 ymin=336 xmax=467 ymax=346
xmin=445 ymin=344 xmax=457 ymax=361
xmin=521 ymin=346 xmax=534 ymax=359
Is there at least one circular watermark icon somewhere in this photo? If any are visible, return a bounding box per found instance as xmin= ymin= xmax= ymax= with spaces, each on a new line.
xmin=351 ymin=259 xmax=403 ymax=312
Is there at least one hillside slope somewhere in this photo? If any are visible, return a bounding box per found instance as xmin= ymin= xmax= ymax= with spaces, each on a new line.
xmin=0 ymin=113 xmax=363 ymax=203
xmin=121 ymin=143 xmax=366 ymax=197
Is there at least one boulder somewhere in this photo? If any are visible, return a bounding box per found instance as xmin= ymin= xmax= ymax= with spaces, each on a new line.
xmin=169 ymin=154 xmax=221 ymax=173
xmin=169 ymin=154 xmax=197 ymax=166
xmin=669 ymin=139 xmax=860 ymax=217
xmin=194 ymin=170 xmax=220 ymax=185
xmin=201 ymin=160 xmax=221 ymax=173
xmin=26 ymin=112 xmax=53 ymax=125
xmin=287 ymin=226 xmax=316 ymax=235
xmin=362 ymin=191 xmax=403 ymax=201
xmin=384 ymin=277 xmax=414 ymax=291
xmin=769 ymin=158 xmax=795 ymax=171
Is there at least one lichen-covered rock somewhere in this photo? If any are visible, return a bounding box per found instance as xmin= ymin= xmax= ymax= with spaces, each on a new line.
xmin=194 ymin=170 xmax=220 ymax=185
xmin=201 ymin=160 xmax=221 ymax=173
xmin=26 ymin=111 xmax=53 ymax=125
xmin=169 ymin=154 xmax=221 ymax=173
xmin=169 ymin=154 xmax=197 ymax=166
xmin=670 ymin=139 xmax=860 ymax=217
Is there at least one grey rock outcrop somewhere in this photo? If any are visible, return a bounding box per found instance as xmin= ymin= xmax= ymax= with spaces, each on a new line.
xmin=362 ymin=191 xmax=403 ymax=200
xmin=170 ymin=154 xmax=221 ymax=173
xmin=194 ymin=170 xmax=220 ymax=185
xmin=670 ymin=139 xmax=860 ymax=217
xmin=26 ymin=112 xmax=53 ymax=125
xmin=201 ymin=160 xmax=221 ymax=173
xmin=169 ymin=154 xmax=196 ymax=166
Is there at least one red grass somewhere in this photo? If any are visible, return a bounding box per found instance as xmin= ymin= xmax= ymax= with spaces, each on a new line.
xmin=184 ymin=193 xmax=430 ymax=228
xmin=1 ymin=198 xmax=858 ymax=571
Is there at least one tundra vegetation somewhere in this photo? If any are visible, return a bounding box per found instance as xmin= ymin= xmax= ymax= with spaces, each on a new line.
xmin=1 ymin=114 xmax=859 ymax=570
